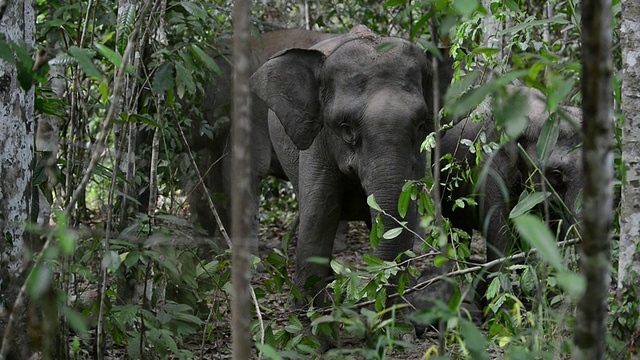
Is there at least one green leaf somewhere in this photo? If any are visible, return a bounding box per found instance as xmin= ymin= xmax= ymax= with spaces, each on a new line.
xmin=453 ymin=0 xmax=480 ymax=18
xmin=486 ymin=277 xmax=500 ymax=300
xmin=536 ymin=115 xmax=560 ymax=164
xmin=180 ymin=1 xmax=208 ymax=19
xmin=175 ymin=62 xmax=196 ymax=97
xmin=256 ymin=343 xmax=284 ymax=360
xmin=152 ymin=62 xmax=175 ymax=95
xmin=383 ymin=0 xmax=408 ymax=7
xmin=434 ymin=254 xmax=449 ymax=267
xmin=99 ymin=80 xmax=109 ymax=103
xmin=191 ymin=45 xmax=222 ymax=77
xmin=95 ymin=43 xmax=122 ymax=67
xmin=555 ymin=272 xmax=586 ymax=299
xmin=69 ymin=46 xmax=102 ymax=79
xmin=496 ymin=91 xmax=529 ymax=139
xmin=398 ymin=190 xmax=411 ymax=218
xmin=367 ymin=194 xmax=382 ymax=212
xmin=513 ymin=214 xmax=564 ymax=270
xmin=123 ymin=251 xmax=140 ymax=268
xmin=35 ymin=97 xmax=67 ymax=118
xmin=0 ymin=41 xmax=12 ymax=62
xmin=460 ymin=320 xmax=489 ymax=360
xmin=62 ymin=307 xmax=89 ymax=337
xmin=509 ymin=191 xmax=550 ymax=218
xmin=27 ymin=263 xmax=52 ymax=299
xmin=383 ymin=227 xmax=403 ymax=240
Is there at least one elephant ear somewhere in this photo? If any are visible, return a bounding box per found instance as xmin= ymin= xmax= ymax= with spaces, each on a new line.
xmin=250 ymin=48 xmax=325 ymax=150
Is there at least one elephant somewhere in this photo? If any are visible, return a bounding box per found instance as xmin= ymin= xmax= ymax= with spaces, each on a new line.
xmin=187 ymin=28 xmax=338 ymax=255
xmin=434 ymin=85 xmax=582 ymax=310
xmin=250 ymin=25 xmax=453 ymax=303
xmin=440 ymin=85 xmax=582 ymax=261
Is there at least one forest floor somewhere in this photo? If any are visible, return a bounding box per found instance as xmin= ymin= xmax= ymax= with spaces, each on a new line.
xmin=247 ymin=218 xmax=448 ymax=359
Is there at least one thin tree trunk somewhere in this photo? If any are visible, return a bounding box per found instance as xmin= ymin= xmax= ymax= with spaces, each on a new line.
xmin=0 ymin=0 xmax=35 ymax=358
xmin=573 ymin=0 xmax=614 ymax=358
xmin=231 ymin=0 xmax=253 ymax=358
xmin=617 ymin=0 xmax=640 ymax=335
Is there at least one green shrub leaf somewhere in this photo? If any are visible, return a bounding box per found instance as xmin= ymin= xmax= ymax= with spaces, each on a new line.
xmin=513 ymin=214 xmax=564 ymax=270
xmin=509 ymin=191 xmax=550 ymax=218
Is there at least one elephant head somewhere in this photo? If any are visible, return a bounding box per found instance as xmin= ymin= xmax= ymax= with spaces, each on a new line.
xmin=251 ymin=26 xmax=451 ymax=301
xmin=515 ymin=87 xmax=583 ymax=239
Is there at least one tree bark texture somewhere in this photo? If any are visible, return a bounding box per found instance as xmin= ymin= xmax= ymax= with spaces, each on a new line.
xmin=231 ymin=0 xmax=254 ymax=359
xmin=573 ymin=0 xmax=614 ymax=358
xmin=0 ymin=0 xmax=35 ymax=357
xmin=618 ymin=0 xmax=640 ymax=295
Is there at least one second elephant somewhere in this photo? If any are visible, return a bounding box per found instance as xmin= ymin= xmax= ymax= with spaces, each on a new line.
xmin=441 ymin=85 xmax=582 ymax=270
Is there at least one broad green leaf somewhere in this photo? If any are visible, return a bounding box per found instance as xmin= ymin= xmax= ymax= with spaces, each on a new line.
xmin=370 ymin=226 xmax=380 ymax=249
xmin=398 ymin=190 xmax=411 ymax=218
xmin=99 ymin=80 xmax=109 ymax=103
xmin=486 ymin=277 xmax=500 ymax=300
xmin=383 ymin=227 xmax=403 ymax=239
xmin=509 ymin=191 xmax=550 ymax=218
xmin=367 ymin=194 xmax=382 ymax=212
xmin=504 ymin=0 xmax=520 ymax=12
xmin=555 ymin=272 xmax=586 ymax=299
xmin=453 ymin=0 xmax=480 ymax=18
xmin=547 ymin=78 xmax=574 ymax=111
xmin=496 ymin=91 xmax=529 ymax=139
xmin=69 ymin=46 xmax=102 ymax=79
xmin=434 ymin=254 xmax=449 ymax=267
xmin=175 ymin=62 xmax=196 ymax=97
xmin=536 ymin=115 xmax=560 ymax=165
xmin=451 ymin=82 xmax=496 ymax=119
xmin=460 ymin=320 xmax=489 ymax=360
xmin=383 ymin=0 xmax=408 ymax=7
xmin=27 ymin=263 xmax=52 ymax=299
xmin=95 ymin=43 xmax=122 ymax=67
xmin=191 ymin=45 xmax=222 ymax=76
xmin=124 ymin=250 xmax=140 ymax=268
xmin=180 ymin=1 xmax=208 ymax=19
xmin=62 ymin=307 xmax=89 ymax=337
xmin=513 ymin=214 xmax=564 ymax=270
xmin=0 ymin=41 xmax=12 ymax=62
xmin=152 ymin=62 xmax=175 ymax=95
xmin=256 ymin=343 xmax=283 ymax=360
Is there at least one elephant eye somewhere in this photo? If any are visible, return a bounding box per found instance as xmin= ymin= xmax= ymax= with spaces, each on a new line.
xmin=546 ymin=168 xmax=565 ymax=189
xmin=340 ymin=122 xmax=357 ymax=146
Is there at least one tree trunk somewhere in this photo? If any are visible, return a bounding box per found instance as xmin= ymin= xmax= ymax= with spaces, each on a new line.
xmin=617 ymin=0 xmax=640 ymax=336
xmin=0 ymin=0 xmax=36 ymax=358
xmin=573 ymin=0 xmax=614 ymax=358
xmin=231 ymin=0 xmax=253 ymax=358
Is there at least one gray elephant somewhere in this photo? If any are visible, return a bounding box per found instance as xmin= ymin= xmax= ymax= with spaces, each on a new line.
xmin=409 ymin=86 xmax=582 ymax=324
xmin=187 ymin=29 xmax=338 ymax=255
xmin=251 ymin=25 xmax=451 ymax=303
xmin=440 ymin=85 xmax=582 ymax=262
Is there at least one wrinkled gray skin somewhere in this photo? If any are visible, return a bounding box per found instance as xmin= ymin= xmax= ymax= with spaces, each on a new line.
xmin=188 ymin=29 xmax=338 ymax=254
xmin=251 ymin=26 xmax=448 ymax=302
xmin=437 ymin=86 xmax=583 ymax=313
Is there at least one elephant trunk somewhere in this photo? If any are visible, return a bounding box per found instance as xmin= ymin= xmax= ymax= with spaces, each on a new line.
xmin=362 ymin=155 xmax=418 ymax=262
